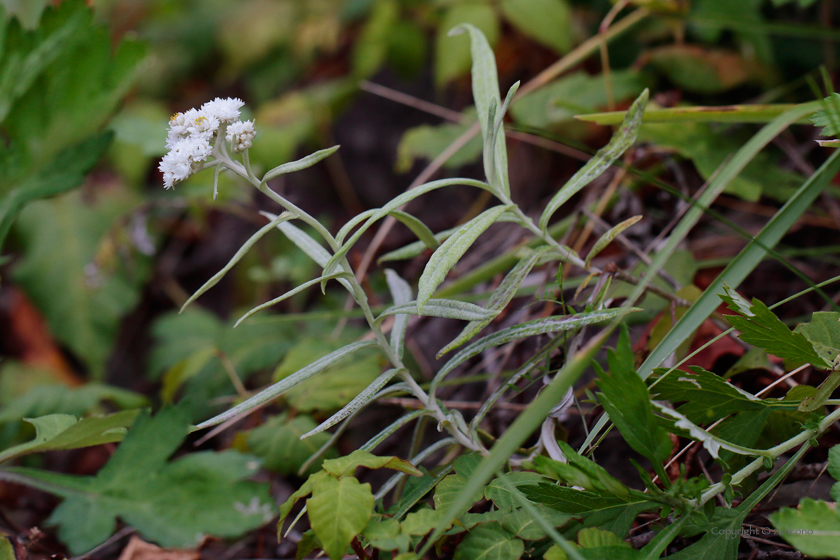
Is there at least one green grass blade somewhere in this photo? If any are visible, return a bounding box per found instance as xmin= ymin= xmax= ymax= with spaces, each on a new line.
xmin=579 ymin=104 xmax=812 ymax=126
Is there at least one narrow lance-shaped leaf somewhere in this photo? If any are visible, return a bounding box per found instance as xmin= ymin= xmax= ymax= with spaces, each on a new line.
xmin=388 ymin=210 xmax=440 ymax=250
xmin=194 ymin=340 xmax=379 ymax=430
xmin=385 ymin=269 xmax=412 ymax=360
xmin=539 ymin=89 xmax=649 ymax=232
xmin=417 ymin=205 xmax=510 ymax=311
xmin=431 ymin=308 xmax=639 ymax=396
xmin=379 ymin=227 xmax=458 ymax=263
xmin=321 ymin=177 xmax=493 ymax=279
xmin=234 ymin=271 xmax=352 ymax=326
xmin=449 ymin=23 xmax=510 ymax=197
xmin=584 ymin=215 xmax=642 ymax=268
xmin=262 ymin=146 xmax=340 ymax=182
xmin=438 ymin=247 xmax=549 ymax=357
xmin=300 ymin=368 xmax=402 ymax=439
xmin=337 ymin=209 xmax=377 ymax=245
xmin=182 ymin=213 xmax=291 ymax=312
xmin=378 ymin=299 xmax=499 ymax=323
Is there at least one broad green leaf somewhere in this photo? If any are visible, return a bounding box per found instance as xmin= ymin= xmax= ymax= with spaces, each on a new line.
xmin=721 ymin=286 xmax=830 ymax=369
xmin=282 ymin=348 xmax=382 ymax=413
xmin=501 ymin=505 xmax=573 ymax=541
xmin=485 ymin=472 xmax=546 ymax=511
xmin=301 ymin=369 xmax=402 ymax=439
xmin=322 ymin=449 xmax=422 ymax=478
xmin=453 ymin=522 xmax=524 ymax=560
xmin=512 ymin=70 xmax=649 ymax=129
xmin=449 ymin=23 xmax=509 ymax=196
xmin=522 ymin=484 xmax=656 ymax=538
xmin=649 ymin=365 xmax=794 ymax=424
xmin=379 ymin=299 xmax=498 ymax=323
xmin=13 ymin=188 xmax=145 ymax=378
xmin=794 ymin=312 xmax=840 ymax=367
xmin=417 ymin=205 xmax=510 ymax=311
xmin=829 ymin=444 xmax=840 ymax=501
xmin=435 ymin=5 xmax=499 ymax=87
xmin=0 ymin=411 xmax=137 ymax=464
xmin=584 ymin=216 xmax=642 ymax=268
xmin=770 ymin=499 xmax=840 ymax=559
xmin=195 ymin=340 xmax=378 ymax=429
xmin=434 ymin=473 xmax=482 ymax=516
xmin=242 ymin=414 xmax=335 ymax=476
xmin=645 ymin=45 xmax=764 ymax=94
xmin=432 ymin=309 xmax=639 ymax=394
xmin=438 ymin=247 xmax=548 ymax=357
xmin=396 ymin=111 xmax=483 ymax=172
xmin=385 ymin=269 xmax=412 ymax=359
xmin=278 ymin=470 xmax=330 ymax=526
xmin=6 ymin=408 xmax=273 ymax=554
xmin=501 ymin=0 xmax=571 ymax=53
xmin=401 ymin=508 xmax=448 ymax=536
xmin=363 ymin=517 xmax=411 ymax=552
xmin=0 ymin=378 xmax=146 ymax=422
xmin=391 ymin=465 xmax=452 ymax=520
xmin=351 ymin=0 xmax=397 ymax=78
xmin=181 ymin=213 xmax=291 ymax=312
xmin=595 ymin=326 xmax=672 ymax=464
xmin=0 ymin=133 xmax=112 ymax=248
xmin=539 ymin=89 xmax=648 ymax=231
xmin=388 ymin=210 xmax=440 ymax=251
xmin=308 ymin=476 xmax=374 ymax=560
xmin=812 ymin=92 xmax=840 ymax=139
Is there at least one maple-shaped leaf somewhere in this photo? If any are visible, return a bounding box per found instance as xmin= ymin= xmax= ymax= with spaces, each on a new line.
xmin=3 ymin=407 xmax=274 ymax=554
xmin=720 ymin=285 xmax=830 ymax=370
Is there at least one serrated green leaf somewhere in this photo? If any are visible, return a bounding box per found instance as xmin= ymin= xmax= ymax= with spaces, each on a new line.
xmin=0 ymin=411 xmax=138 ymax=464
xmin=522 ymin=484 xmax=656 ymax=538
xmin=501 ymin=0 xmax=571 ymax=53
xmin=794 ymin=312 xmax=840 ymax=367
xmin=417 ymin=205 xmax=509 ymax=310
xmin=584 ymin=216 xmax=643 ymax=268
xmin=439 ymin=247 xmax=547 ymax=357
xmin=322 ymin=449 xmax=422 ymax=478
xmin=379 ymin=299 xmax=498 ymax=323
xmin=770 ymin=498 xmax=840 ymax=559
xmin=532 ymin=443 xmax=630 ymax=500
xmin=453 ymin=522 xmax=523 ymax=560
xmin=596 ymin=326 xmax=672 ymax=465
xmin=308 ymin=475 xmax=373 ymax=560
xmin=434 ymin=473 xmax=482 ymax=516
xmin=721 ymin=286 xmax=830 ymax=369
xmin=811 ymin=92 xmax=840 ymax=139
xmin=244 ymin=414 xmax=335 ymax=477
xmin=485 ymin=472 xmax=546 ymax=512
xmin=501 ymin=504 xmax=573 ymax=541
xmin=539 ymin=89 xmax=648 ymax=231
xmin=5 ymin=407 xmax=273 ymax=554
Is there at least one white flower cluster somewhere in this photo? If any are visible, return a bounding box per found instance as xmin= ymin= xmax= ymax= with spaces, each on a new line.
xmin=159 ymin=97 xmax=256 ymax=189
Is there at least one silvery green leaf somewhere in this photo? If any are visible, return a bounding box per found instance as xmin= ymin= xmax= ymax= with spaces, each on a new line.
xmin=417 ymin=205 xmax=510 ymax=311
xmin=449 ymin=23 xmax=510 ymax=197
xmin=212 ymin=163 xmax=222 ymax=200
xmin=385 ymin=269 xmax=413 ymax=360
xmin=181 ymin=213 xmax=292 ymax=313
xmin=337 ymin=209 xmax=377 ymax=245
xmin=378 ymin=227 xmax=457 ymax=263
xmin=300 ymin=369 xmax=403 ymax=439
xmin=262 ymin=146 xmax=340 ymax=182
xmin=388 ymin=210 xmax=440 ymax=250
xmin=583 ymin=215 xmax=642 ymax=268
xmin=539 ymin=89 xmax=649 ymax=232
xmin=379 ymin=299 xmax=499 ymax=323
xmin=653 ymin=402 xmax=762 ymax=459
xmin=431 ymin=308 xmax=639 ymax=394
xmin=322 ymin=177 xmax=493 ymax=278
xmin=194 ymin=340 xmax=378 ymax=430
xmin=260 ymin=213 xmax=330 ymax=267
xmin=234 ymin=271 xmax=353 ymax=327
xmin=438 ymin=247 xmax=549 ymax=357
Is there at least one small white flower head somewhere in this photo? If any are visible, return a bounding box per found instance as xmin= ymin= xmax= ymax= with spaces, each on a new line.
xmin=226 ymin=120 xmax=256 ymax=153
xmin=201 ymin=97 xmax=244 ymax=123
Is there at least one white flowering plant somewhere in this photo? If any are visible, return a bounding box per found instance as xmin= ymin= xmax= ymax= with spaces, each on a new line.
xmin=150 ymin=26 xmax=840 ymax=560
